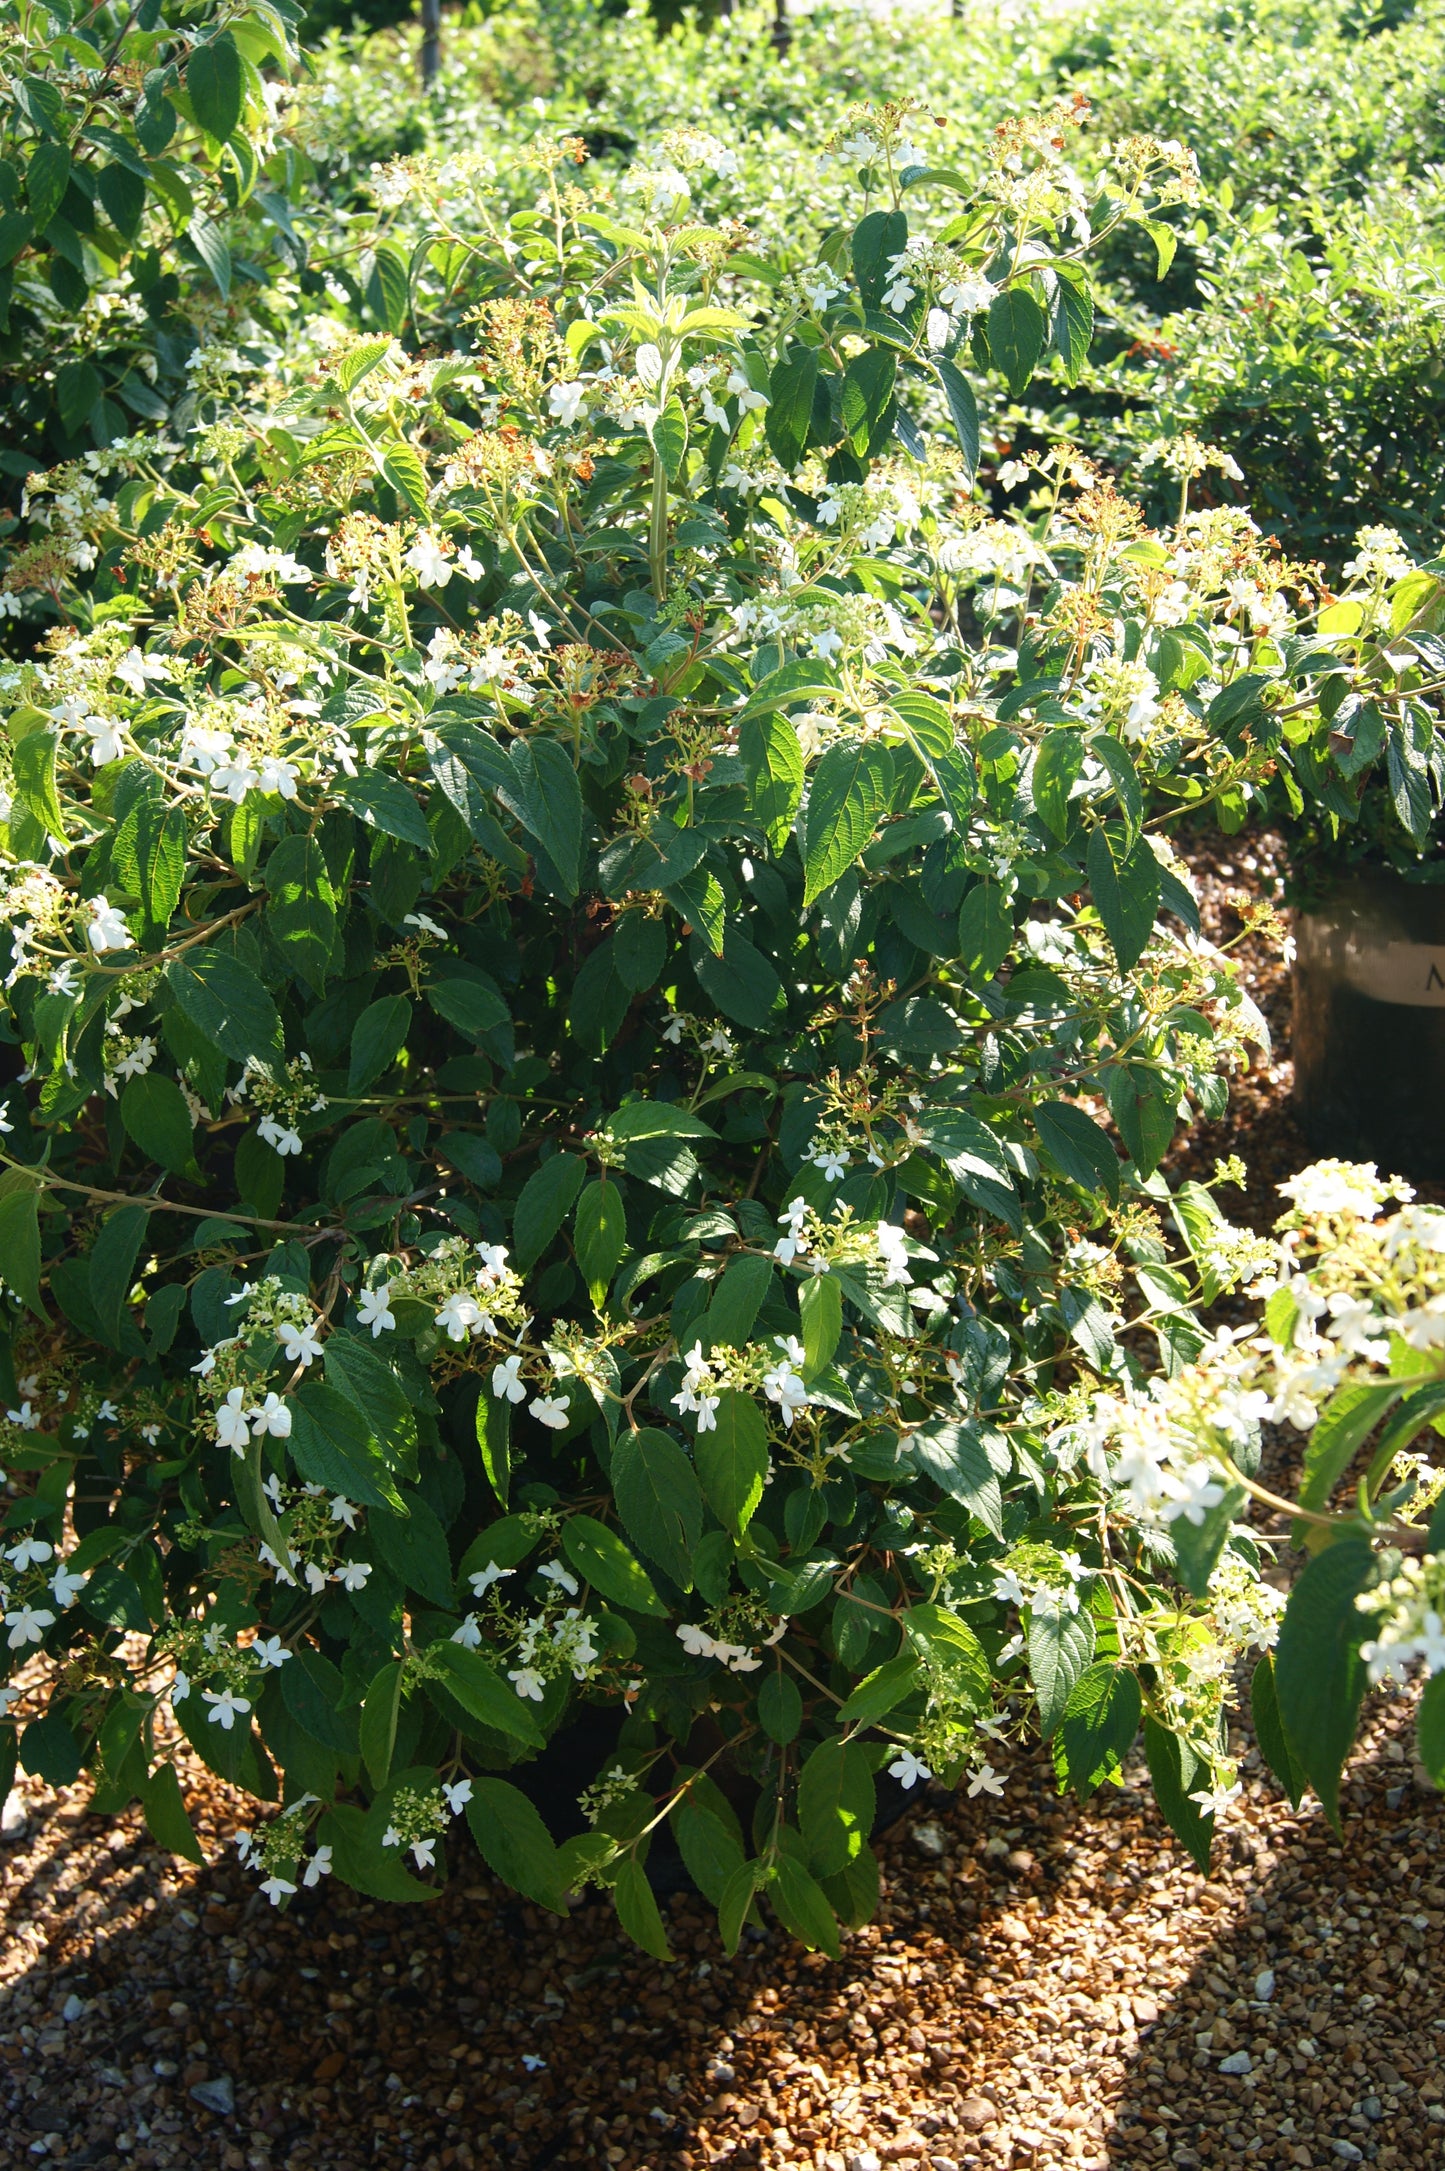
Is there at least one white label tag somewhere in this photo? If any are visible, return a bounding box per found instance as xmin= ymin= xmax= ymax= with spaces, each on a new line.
xmin=1338 ymin=941 xmax=1445 ymax=1008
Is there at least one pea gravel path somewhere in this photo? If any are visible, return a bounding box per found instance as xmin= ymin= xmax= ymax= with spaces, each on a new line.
xmin=3 ymin=833 xmax=1442 ymax=2171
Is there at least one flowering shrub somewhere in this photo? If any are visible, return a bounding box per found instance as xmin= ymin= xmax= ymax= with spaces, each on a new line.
xmin=0 ymin=93 xmax=1442 ymax=1958
xmin=0 ymin=0 xmax=303 ymax=476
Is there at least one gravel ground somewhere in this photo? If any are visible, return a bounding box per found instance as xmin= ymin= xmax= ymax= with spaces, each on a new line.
xmin=3 ymin=830 xmax=1442 ymax=2171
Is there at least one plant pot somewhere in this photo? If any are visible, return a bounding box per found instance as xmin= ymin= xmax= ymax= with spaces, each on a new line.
xmin=1293 ymin=869 xmax=1445 ymax=1178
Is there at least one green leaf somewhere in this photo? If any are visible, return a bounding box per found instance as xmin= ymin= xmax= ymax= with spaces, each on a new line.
xmin=649 ymin=397 xmax=688 ymax=480
xmin=695 ymin=1389 xmax=768 ymax=1539
xmin=349 ymin=996 xmax=412 ymax=1092
xmin=797 ymin=1735 xmax=874 ymax=1876
xmin=612 ymin=1428 xmax=703 ymax=1590
xmin=1171 ymin=1483 xmax=1247 ymax=1598
xmin=120 ymin=1073 xmax=195 ymax=1177
xmin=606 ymin=1101 xmax=717 ymax=1144
xmin=840 ymin=346 xmax=897 ymax=458
xmin=934 ymin=355 xmax=979 ymax=486
xmin=562 ymin=1514 xmax=666 ymax=1616
xmin=907 ymin=1421 xmax=1002 ymax=1536
xmin=703 ymin=1252 xmax=772 ymax=1349
xmin=474 ymin=1388 xmax=511 ymax=1508
xmin=381 ymin=443 xmax=429 ymax=515
xmin=21 ymin=1713 xmax=82 ymax=1785
xmin=503 ymin=738 xmax=584 ymax=900
xmin=575 ymin=1180 xmax=627 ymax=1306
xmin=290 ymin=1380 xmax=404 ymax=1513
xmin=1296 ymin=1381 xmax=1402 ymax=1528
xmin=431 ymin=1644 xmax=544 ymax=1746
xmin=88 ymin=1203 xmax=146 ymax=1348
xmin=335 ymin=771 xmax=432 ymax=851
xmin=187 ymin=32 xmax=244 ymax=141
xmin=465 ymin=1779 xmax=569 ymax=1912
xmin=673 ymin=1793 xmax=747 ymax=1905
xmin=957 ymin=879 xmax=1013 ymax=976
xmin=1273 ymin=1535 xmax=1374 ymax=1828
xmin=765 ymin=348 xmax=818 ymax=472
xmin=367 ymin=241 xmax=411 ymax=333
xmin=280 ymin=1643 xmax=360 ymax=1756
xmin=1032 ymin=728 xmax=1085 ymax=841
xmin=693 ymin=927 xmax=784 ymax=1029
xmin=758 ymin=1671 xmax=803 ymax=1744
xmin=1087 ymin=825 xmax=1162 ymax=972
xmin=1027 ymin=1606 xmax=1095 ymax=1738
xmin=0 ymin=1180 xmax=44 ymax=1317
xmin=987 ymin=286 xmax=1047 ymax=397
xmin=141 ymin=1762 xmax=204 ymax=1865
xmin=427 ymin=978 xmax=509 ymax=1039
xmin=167 ymin=951 xmax=282 ymax=1070
xmin=513 ymin=1151 xmax=586 ymax=1270
xmin=360 ymin=1661 xmax=405 ymax=1789
xmin=839 ymin=1652 xmax=922 ymax=1729
xmin=802 ymin=741 xmax=892 ymax=906
xmin=799 ymin=1272 xmax=842 ymax=1376
xmin=1144 ymin=1716 xmax=1213 ymax=1872
xmin=1057 ymin=1663 xmax=1140 ymax=1801
xmin=336 ymin=336 xmax=395 ymax=394
xmin=11 ymin=729 xmax=66 ymax=842
xmin=718 ymin=1859 xmax=764 ymax=1954
xmin=741 ymin=709 xmax=805 ymax=852
xmin=1050 ymin=270 xmax=1094 ymax=385
xmin=612 ymin=1856 xmax=673 ymax=1959
xmin=27 ymin=140 xmax=72 ymax=228
xmin=265 ymin=833 xmax=336 ymax=995
xmin=370 ymin=1493 xmax=453 ymax=1608
xmin=186 ymin=214 xmax=231 ymax=300
xmin=1034 ymin=1101 xmax=1121 ymax=1201
xmin=771 ymin=1856 xmax=840 ymax=1957
xmin=324 ymin=1333 xmax=417 ymax=1472
xmin=141 ymin=809 xmax=186 ymax=928
xmin=1250 ymin=1653 xmax=1308 ymax=1811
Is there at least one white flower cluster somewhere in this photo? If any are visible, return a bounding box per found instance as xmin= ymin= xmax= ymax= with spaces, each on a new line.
xmin=1357 ymin=1558 xmax=1445 ymax=1685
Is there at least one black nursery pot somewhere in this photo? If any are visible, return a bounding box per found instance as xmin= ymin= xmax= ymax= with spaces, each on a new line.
xmin=1293 ymin=870 xmax=1445 ymax=1178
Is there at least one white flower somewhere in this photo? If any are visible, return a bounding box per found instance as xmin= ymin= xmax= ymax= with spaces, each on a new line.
xmin=357 ymin=1283 xmax=396 ymax=1337
xmin=257 ymin=1115 xmax=303 ymax=1156
xmin=1189 ymin=1779 xmax=1243 ymax=1821
xmin=215 ymin=1387 xmax=253 ymax=1455
xmin=4 ymin=1602 xmax=55 ymax=1648
xmin=113 ymin=646 xmax=168 ymax=697
xmin=333 ymin=1559 xmax=373 ymax=1592
xmin=492 ymin=1353 xmax=527 ymax=1404
xmin=171 ymin=1670 xmax=191 ymax=1705
xmin=887 ymin=1749 xmax=933 ymax=1790
xmin=547 ymin=380 xmax=587 ymax=427
xmin=992 ymin=1568 xmax=1028 ymax=1609
xmin=260 ymin=1875 xmax=297 ymax=1907
xmin=814 ymin=1147 xmax=850 ymax=1183
xmin=203 ymin=1687 xmax=252 ymax=1731
xmin=443 ymin=1779 xmax=473 ymax=1816
xmin=87 ymin=894 xmax=131 ymax=953
xmin=252 ymin=1635 xmax=291 ymax=1669
xmin=302 ymin=1846 xmax=333 ymax=1888
xmin=276 ymin=1319 xmax=325 ymax=1367
xmin=509 ymin=1665 xmax=546 ymax=1701
xmin=874 ymin=1222 xmax=912 ymax=1286
xmin=250 ymin=1392 xmax=292 ymax=1440
xmin=451 ymin=1613 xmax=483 ymax=1647
xmin=5 ymin=1401 xmax=39 ymax=1431
xmin=469 ymin=1561 xmax=514 ymax=1598
xmin=539 ymin=1561 xmax=579 ymax=1596
xmin=330 ymin=1496 xmax=358 ymax=1529
xmin=405 ymin=533 xmax=452 ymax=589
xmin=410 ymin=1836 xmax=437 ymax=1869
xmin=436 ymin=1291 xmax=485 ymax=1341
xmin=5 ymin=1534 xmax=52 ymax=1569
xmin=81 ymin=714 xmax=127 ymax=766
xmin=257 ymin=756 xmax=300 ymax=800
xmin=530 ymin=1394 xmax=569 ymax=1430
xmin=476 ymin=1241 xmax=510 ymax=1284
xmin=966 ymin=1763 xmax=1006 ymax=1799
xmin=50 ymin=1563 xmax=86 ymax=1609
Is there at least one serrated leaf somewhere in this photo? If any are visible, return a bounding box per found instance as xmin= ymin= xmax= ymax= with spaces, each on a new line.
xmin=562 ymin=1514 xmax=666 ymax=1615
xmin=802 ymin=741 xmax=892 ymax=905
xmin=612 ymin=1428 xmax=702 ymax=1590
xmin=695 ymin=1389 xmax=768 ymax=1538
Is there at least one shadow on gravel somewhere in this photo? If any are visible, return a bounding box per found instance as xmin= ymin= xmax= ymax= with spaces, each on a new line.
xmin=0 ymin=1700 xmax=1441 ymax=2171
